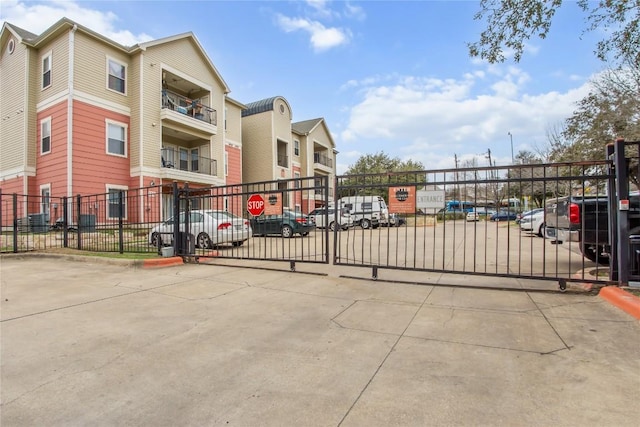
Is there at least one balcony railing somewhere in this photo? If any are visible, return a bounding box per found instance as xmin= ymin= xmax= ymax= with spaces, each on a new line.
xmin=277 ymin=155 xmax=289 ymax=168
xmin=314 ymin=152 xmax=333 ymax=168
xmin=161 ymin=89 xmax=217 ymax=126
xmin=161 ymin=148 xmax=217 ymax=176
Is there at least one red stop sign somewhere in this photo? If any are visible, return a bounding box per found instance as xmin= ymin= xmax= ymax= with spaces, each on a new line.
xmin=247 ymin=194 xmax=265 ymax=216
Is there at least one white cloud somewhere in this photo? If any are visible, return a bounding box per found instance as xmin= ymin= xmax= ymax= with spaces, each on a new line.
xmin=276 ymin=14 xmax=350 ymax=52
xmin=338 ymin=66 xmax=592 ymax=170
xmin=343 ymin=2 xmax=366 ymax=21
xmin=0 ymin=0 xmax=152 ymax=45
xmin=305 ymin=0 xmax=333 ymax=18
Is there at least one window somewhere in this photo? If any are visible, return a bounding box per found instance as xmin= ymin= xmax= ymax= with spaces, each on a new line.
xmin=179 ymin=148 xmax=189 ymax=170
xmin=107 ymin=186 xmax=128 ymax=219
xmin=224 ymin=151 xmax=229 ymax=176
xmin=191 ymin=148 xmax=199 ymax=173
xmin=294 ymin=140 xmax=300 ymax=156
xmin=294 ymin=172 xmax=301 ymax=189
xmin=106 ymin=121 xmax=127 ymax=156
xmin=41 ymin=118 xmax=51 ymax=154
xmin=107 ymin=58 xmax=126 ymax=94
xmin=42 ymin=52 xmax=51 ymax=89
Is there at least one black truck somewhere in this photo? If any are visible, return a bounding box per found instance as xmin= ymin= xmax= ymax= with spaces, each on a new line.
xmin=545 ymin=194 xmax=640 ymax=265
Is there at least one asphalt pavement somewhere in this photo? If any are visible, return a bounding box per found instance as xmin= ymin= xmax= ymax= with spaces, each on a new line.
xmin=1 ymin=254 xmax=639 ymax=426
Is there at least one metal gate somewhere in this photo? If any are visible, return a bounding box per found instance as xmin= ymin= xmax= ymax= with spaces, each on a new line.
xmin=334 ymin=143 xmax=639 ymax=288
xmin=171 ymin=176 xmax=330 ymax=268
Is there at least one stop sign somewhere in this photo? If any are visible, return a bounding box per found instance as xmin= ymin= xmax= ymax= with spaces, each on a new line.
xmin=247 ymin=194 xmax=265 ymax=216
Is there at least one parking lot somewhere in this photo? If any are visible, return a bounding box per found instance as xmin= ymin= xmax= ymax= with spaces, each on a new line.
xmin=209 ymin=218 xmax=606 ymax=285
xmin=1 ymin=255 xmax=638 ymax=426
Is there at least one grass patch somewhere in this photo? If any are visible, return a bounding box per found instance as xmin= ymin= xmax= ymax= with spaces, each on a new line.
xmin=624 ymin=287 xmax=640 ymax=297
xmin=45 ymin=248 xmax=161 ymax=260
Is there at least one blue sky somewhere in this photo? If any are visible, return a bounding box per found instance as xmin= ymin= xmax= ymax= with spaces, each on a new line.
xmin=1 ymin=0 xmax=606 ymax=174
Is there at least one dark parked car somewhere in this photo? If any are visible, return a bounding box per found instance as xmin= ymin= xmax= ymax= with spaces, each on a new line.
xmin=383 ymin=213 xmax=406 ymax=227
xmin=250 ymin=211 xmax=316 ymax=238
xmin=490 ymin=210 xmax=518 ymax=222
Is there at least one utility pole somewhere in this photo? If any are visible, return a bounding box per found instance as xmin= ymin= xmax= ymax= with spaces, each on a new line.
xmin=508 ymin=132 xmax=514 ymax=164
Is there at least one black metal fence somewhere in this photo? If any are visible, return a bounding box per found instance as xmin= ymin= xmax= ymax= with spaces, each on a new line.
xmin=1 ymin=186 xmax=164 ymax=254
xmin=177 ymin=176 xmax=330 ymax=267
xmin=2 ymin=140 xmax=638 ymax=287
xmin=334 ymin=156 xmax=639 ymax=287
xmin=1 ymin=177 xmax=331 ymax=266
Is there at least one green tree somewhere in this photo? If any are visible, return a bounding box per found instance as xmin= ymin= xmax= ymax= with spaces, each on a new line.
xmin=554 ymin=66 xmax=640 ymax=186
xmin=339 ymin=152 xmax=426 ymax=200
xmin=468 ymin=0 xmax=640 ymax=66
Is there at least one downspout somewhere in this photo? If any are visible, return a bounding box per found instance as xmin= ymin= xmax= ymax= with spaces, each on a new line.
xmin=67 ymin=24 xmax=77 ymax=200
xmin=139 ymin=53 xmax=144 ymax=221
xmin=22 ymin=46 xmax=29 ymax=196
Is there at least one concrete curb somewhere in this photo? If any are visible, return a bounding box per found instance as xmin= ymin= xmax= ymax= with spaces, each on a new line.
xmin=1 ymin=252 xmax=186 ymax=269
xmin=141 ymin=256 xmax=184 ymax=268
xmin=599 ymin=286 xmax=640 ymax=320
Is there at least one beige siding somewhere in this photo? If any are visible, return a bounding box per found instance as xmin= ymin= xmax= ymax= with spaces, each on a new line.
xmin=36 ymin=34 xmax=69 ymax=105
xmin=140 ymin=39 xmax=225 ymax=171
xmin=242 ymin=113 xmax=275 ymax=183
xmin=74 ymin=32 xmax=130 ymax=106
xmin=225 ymin=102 xmax=243 ymax=143
xmin=27 ymin=45 xmax=39 ymax=169
xmin=298 ymin=135 xmax=309 ymax=177
xmin=273 ymin=98 xmax=291 ymax=147
xmin=128 ymin=51 xmax=142 ymax=167
xmin=1 ymin=36 xmax=28 ymax=172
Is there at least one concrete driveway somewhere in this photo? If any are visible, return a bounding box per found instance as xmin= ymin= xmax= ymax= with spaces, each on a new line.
xmin=1 ymin=255 xmax=639 ymax=426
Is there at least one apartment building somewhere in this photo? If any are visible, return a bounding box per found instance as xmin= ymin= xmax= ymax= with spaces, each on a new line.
xmin=0 ymin=18 xmax=337 ymax=222
xmin=242 ymin=97 xmax=337 ymax=213
xmin=0 ymin=18 xmax=243 ymax=222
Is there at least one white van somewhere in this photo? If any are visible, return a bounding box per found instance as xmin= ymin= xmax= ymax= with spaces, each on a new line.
xmin=336 ymin=195 xmax=389 ymax=229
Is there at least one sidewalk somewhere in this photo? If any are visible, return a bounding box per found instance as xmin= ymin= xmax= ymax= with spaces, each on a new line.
xmin=1 ymin=255 xmax=639 ymax=426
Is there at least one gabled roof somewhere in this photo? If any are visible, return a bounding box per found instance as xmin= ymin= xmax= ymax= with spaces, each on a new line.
xmin=1 ymin=18 xmax=230 ymax=93
xmin=134 ymin=32 xmax=230 ymax=94
xmin=1 ymin=22 xmax=37 ymax=42
xmin=2 ymin=18 xmax=130 ymax=51
xmin=242 ymin=96 xmax=292 ymax=117
xmin=292 ymin=118 xmax=323 ymax=135
xmin=292 ymin=117 xmax=336 ymax=149
xmin=225 ymin=96 xmax=246 ymax=109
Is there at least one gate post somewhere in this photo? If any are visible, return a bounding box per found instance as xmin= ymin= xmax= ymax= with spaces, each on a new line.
xmin=76 ymin=194 xmax=82 ymax=250
xmin=118 ymin=191 xmax=124 ymax=254
xmin=12 ymin=193 xmax=18 ymax=253
xmin=613 ymin=138 xmax=630 ymax=286
xmin=172 ymin=182 xmax=180 ymax=255
xmin=62 ymin=196 xmax=69 ymax=248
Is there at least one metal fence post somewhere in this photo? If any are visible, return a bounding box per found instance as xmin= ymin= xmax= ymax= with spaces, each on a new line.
xmin=614 ymin=138 xmax=629 ymax=286
xmin=606 ymin=143 xmax=618 ymax=281
xmin=76 ymin=194 xmax=82 ymax=250
xmin=173 ymin=182 xmax=180 ymax=255
xmin=118 ymin=191 xmax=124 ymax=254
xmin=62 ymin=196 xmax=69 ymax=248
xmin=12 ymin=193 xmax=18 ymax=253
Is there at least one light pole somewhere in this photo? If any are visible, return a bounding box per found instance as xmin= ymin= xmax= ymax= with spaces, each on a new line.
xmin=508 ymin=132 xmax=514 ymax=164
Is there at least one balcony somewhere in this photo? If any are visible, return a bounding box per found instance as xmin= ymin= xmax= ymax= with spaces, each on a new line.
xmin=161 ymin=89 xmax=217 ymax=132
xmin=277 ymin=155 xmax=289 ymax=168
xmin=161 ymin=147 xmax=217 ymax=177
xmin=314 ymin=152 xmax=333 ymax=169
